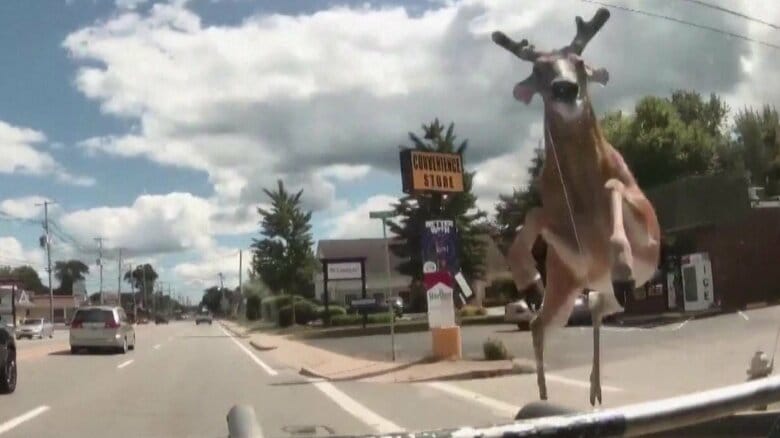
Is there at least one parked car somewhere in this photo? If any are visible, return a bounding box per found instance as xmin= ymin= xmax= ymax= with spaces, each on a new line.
xmin=69 ymin=306 xmax=136 ymax=354
xmin=348 ymin=297 xmax=404 ymax=317
xmin=195 ymin=310 xmax=213 ymax=325
xmin=504 ymin=299 xmax=534 ymax=329
xmin=568 ymin=293 xmax=592 ymax=326
xmin=0 ymin=319 xmax=15 ymax=393
xmin=154 ymin=314 xmax=169 ymax=325
xmin=505 ymin=293 xmax=592 ymax=330
xmin=16 ymin=318 xmax=54 ymax=340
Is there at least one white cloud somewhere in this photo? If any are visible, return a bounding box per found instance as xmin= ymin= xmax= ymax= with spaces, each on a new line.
xmin=173 ymin=247 xmax=242 ymax=289
xmin=58 ymin=192 xmax=215 ymax=255
xmin=63 ymin=0 xmax=776 ymax=228
xmin=0 ymin=237 xmax=45 ymax=270
xmin=0 ymin=120 xmax=94 ymax=186
xmin=116 ymin=0 xmax=148 ymax=10
xmin=317 ymin=164 xmax=372 ymax=182
xmin=0 ymin=196 xmax=53 ymax=220
xmin=325 ymin=194 xmax=397 ymax=239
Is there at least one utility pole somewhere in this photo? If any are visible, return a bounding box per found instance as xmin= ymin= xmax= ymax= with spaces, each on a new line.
xmin=35 ymin=200 xmax=56 ymax=324
xmin=117 ymin=249 xmax=123 ymax=295
xmin=141 ymin=264 xmax=147 ymax=312
xmin=218 ymin=272 xmax=225 ymax=316
xmin=238 ymin=250 xmax=243 ymax=319
xmin=94 ymin=237 xmax=104 ymax=304
xmin=168 ymin=283 xmax=172 ymax=316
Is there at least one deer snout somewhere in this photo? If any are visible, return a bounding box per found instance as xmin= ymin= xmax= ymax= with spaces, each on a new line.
xmin=551 ymin=79 xmax=579 ymax=103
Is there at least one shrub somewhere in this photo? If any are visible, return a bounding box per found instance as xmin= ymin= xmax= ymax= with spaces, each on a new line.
xmin=330 ymin=314 xmax=363 ymax=326
xmin=277 ymin=299 xmax=319 ymax=327
xmin=483 ymin=338 xmax=510 ymax=360
xmin=261 ymin=295 xmax=305 ymax=321
xmin=319 ymin=305 xmax=347 ymax=320
xmin=458 ymin=305 xmax=487 ymax=317
xmin=367 ymin=313 xmax=392 ymax=324
xmin=246 ymin=295 xmax=262 ymax=321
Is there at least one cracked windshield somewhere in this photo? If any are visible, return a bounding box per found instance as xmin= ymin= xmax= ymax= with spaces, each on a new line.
xmin=1 ymin=0 xmax=780 ymax=437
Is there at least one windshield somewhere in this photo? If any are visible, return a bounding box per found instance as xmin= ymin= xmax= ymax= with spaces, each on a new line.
xmin=0 ymin=1 xmax=778 ymax=437
xmin=72 ymin=310 xmax=114 ymax=324
xmin=21 ymin=319 xmax=43 ymax=326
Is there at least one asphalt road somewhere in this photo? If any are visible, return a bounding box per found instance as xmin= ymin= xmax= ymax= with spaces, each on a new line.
xmin=0 ymin=321 xmax=513 ymax=437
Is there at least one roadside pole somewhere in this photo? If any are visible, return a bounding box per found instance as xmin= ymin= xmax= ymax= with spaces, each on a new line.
xmin=370 ymin=210 xmax=396 ymax=361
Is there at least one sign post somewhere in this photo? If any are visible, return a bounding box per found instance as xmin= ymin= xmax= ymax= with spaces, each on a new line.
xmin=369 ymin=210 xmax=397 ymax=361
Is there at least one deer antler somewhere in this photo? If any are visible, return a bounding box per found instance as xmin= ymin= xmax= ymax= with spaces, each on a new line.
xmin=566 ymin=8 xmax=610 ymax=55
xmin=491 ymin=32 xmax=541 ymax=62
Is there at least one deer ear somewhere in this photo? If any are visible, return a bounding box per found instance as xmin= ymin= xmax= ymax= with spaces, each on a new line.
xmin=588 ymin=67 xmax=609 ymax=86
xmin=513 ymin=75 xmax=537 ymax=104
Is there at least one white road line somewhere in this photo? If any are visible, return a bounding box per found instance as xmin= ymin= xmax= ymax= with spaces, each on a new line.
xmin=153 ymin=344 xmax=161 ymax=350
xmin=311 ymin=379 xmax=403 ymax=434
xmin=738 ymin=311 xmax=750 ymax=321
xmin=0 ymin=406 xmax=50 ymax=435
xmin=425 ymin=381 xmax=517 ymax=417
xmin=117 ymin=359 xmax=134 ymax=369
xmin=546 ymin=373 xmax=623 ymax=392
xmin=219 ymin=326 xmax=278 ymax=376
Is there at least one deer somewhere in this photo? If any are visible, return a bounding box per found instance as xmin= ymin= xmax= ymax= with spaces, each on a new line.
xmin=492 ymin=8 xmax=660 ymax=405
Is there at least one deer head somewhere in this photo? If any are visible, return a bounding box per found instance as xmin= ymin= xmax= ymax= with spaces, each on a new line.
xmin=493 ymin=8 xmax=610 ymax=121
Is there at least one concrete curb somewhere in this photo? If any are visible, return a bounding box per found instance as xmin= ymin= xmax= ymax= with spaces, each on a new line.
xmin=220 ymin=322 xmax=249 ymax=338
xmin=249 ymin=340 xmax=277 ymax=351
xmin=297 ymin=359 xmax=535 ymax=383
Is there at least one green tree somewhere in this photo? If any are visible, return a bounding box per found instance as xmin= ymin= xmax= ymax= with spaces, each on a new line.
xmin=0 ymin=265 xmax=46 ymax=293
xmin=53 ymin=260 xmax=90 ymax=295
xmin=494 ymin=145 xmax=544 ymax=254
xmin=388 ymin=119 xmax=487 ymax=290
xmin=123 ymin=264 xmax=158 ymax=308
xmin=732 ymin=105 xmax=780 ymax=193
xmin=601 ymin=91 xmax=727 ymax=189
xmin=250 ymin=180 xmax=316 ymax=298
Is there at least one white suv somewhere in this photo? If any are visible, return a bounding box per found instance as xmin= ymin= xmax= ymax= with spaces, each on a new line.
xmin=70 ymin=306 xmax=136 ymax=354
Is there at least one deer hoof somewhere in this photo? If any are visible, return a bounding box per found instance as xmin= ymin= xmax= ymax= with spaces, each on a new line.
xmin=590 ymin=373 xmax=602 ymax=406
xmin=612 ymin=279 xmax=635 ymax=307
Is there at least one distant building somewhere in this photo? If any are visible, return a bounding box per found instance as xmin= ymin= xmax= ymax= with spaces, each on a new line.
xmin=0 ymin=285 xmax=89 ymax=324
xmin=314 ymin=236 xmax=513 ymax=307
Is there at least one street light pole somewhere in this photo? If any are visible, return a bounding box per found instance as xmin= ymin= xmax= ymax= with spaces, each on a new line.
xmin=369 ymin=210 xmax=396 ymax=361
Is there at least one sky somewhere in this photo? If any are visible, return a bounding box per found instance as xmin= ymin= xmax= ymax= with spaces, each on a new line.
xmin=0 ymin=0 xmax=777 ymax=302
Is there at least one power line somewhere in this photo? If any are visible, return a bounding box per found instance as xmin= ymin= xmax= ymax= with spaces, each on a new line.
xmin=677 ymin=0 xmax=780 ymax=31
xmin=581 ymin=0 xmax=780 ymax=51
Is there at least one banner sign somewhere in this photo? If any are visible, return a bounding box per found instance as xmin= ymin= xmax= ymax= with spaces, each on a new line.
xmin=400 ymin=150 xmax=465 ymax=194
xmin=326 ymin=262 xmax=363 ymax=280
xmin=421 ymin=220 xmax=460 ymax=277
xmin=421 ymin=219 xmax=467 ymax=320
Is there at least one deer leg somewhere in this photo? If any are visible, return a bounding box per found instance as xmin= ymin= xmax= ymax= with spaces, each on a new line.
xmin=508 ymin=208 xmax=545 ymax=295
xmin=530 ymin=314 xmax=547 ymax=400
xmin=605 ymin=179 xmax=634 ymax=291
xmin=588 ymin=291 xmax=606 ymax=406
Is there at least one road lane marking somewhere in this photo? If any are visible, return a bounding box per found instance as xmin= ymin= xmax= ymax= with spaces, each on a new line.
xmin=425 ymin=382 xmax=516 ymax=417
xmin=310 ymin=379 xmax=403 ymax=434
xmin=153 ymin=344 xmax=161 ymax=350
xmin=546 ymin=373 xmax=623 ymax=392
xmin=117 ymin=359 xmax=134 ymax=369
xmin=219 ymin=326 xmax=278 ymax=376
xmin=0 ymin=406 xmax=50 ymax=435
xmin=738 ymin=311 xmax=750 ymax=321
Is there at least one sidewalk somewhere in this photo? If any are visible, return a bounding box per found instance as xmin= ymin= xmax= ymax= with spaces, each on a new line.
xmin=610 ymin=307 xmax=724 ymax=328
xmin=221 ymin=320 xmax=534 ymax=383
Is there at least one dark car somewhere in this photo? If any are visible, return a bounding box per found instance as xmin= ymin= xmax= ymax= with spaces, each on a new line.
xmin=0 ymin=319 xmax=16 ymax=394
xmin=195 ymin=311 xmax=213 ymax=325
xmin=348 ymin=297 xmax=403 ymax=317
xmin=567 ymin=293 xmax=592 ymax=326
xmin=154 ymin=315 xmax=169 ymax=325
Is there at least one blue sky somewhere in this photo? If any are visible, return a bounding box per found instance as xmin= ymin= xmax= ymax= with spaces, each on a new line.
xmin=0 ymin=0 xmax=771 ymax=301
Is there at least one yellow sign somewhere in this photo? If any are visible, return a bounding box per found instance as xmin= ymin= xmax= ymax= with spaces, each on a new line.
xmin=400 ymin=150 xmax=464 ymax=194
